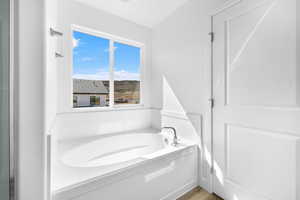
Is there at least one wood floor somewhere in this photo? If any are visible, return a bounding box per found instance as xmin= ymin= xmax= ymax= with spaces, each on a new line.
xmin=177 ymin=187 xmax=223 ymax=200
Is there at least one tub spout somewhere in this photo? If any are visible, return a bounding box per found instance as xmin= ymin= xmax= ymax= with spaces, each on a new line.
xmin=162 ymin=127 xmax=179 ymax=146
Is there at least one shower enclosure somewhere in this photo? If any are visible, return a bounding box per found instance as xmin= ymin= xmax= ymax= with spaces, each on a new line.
xmin=0 ymin=0 xmax=13 ymax=199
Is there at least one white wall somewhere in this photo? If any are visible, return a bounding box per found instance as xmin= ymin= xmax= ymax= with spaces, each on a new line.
xmin=54 ymin=0 xmax=153 ymax=140
xmin=297 ymin=0 xmax=300 ymax=111
xmin=17 ymin=0 xmax=45 ymax=199
xmin=152 ymin=0 xmax=228 ymax=112
xmin=297 ymin=1 xmax=300 ymax=198
xmin=45 ymin=0 xmax=59 ymax=199
xmin=45 ymin=0 xmax=58 ymax=134
xmin=151 ymin=0 xmax=229 ymax=191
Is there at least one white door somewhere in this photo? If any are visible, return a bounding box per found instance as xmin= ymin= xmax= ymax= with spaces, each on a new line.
xmin=212 ymin=0 xmax=300 ymax=199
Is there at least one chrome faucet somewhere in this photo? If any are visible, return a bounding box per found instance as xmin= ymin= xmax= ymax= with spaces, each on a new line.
xmin=162 ymin=127 xmax=179 ymax=146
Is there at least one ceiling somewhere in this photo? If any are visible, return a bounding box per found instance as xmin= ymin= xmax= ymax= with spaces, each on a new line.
xmin=74 ymin=0 xmax=191 ymax=28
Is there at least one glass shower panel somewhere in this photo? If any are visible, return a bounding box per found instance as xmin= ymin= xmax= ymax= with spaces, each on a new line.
xmin=0 ymin=0 xmax=10 ymax=199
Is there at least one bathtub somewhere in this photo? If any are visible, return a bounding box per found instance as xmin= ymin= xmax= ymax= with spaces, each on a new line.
xmin=52 ymin=130 xmax=198 ymax=200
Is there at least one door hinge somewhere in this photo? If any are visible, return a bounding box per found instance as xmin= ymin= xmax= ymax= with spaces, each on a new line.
xmin=209 ymin=98 xmax=215 ymax=109
xmin=209 ymin=32 xmax=214 ymax=42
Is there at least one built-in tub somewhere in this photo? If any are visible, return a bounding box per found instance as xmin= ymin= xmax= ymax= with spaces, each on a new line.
xmin=52 ymin=130 xmax=198 ymax=200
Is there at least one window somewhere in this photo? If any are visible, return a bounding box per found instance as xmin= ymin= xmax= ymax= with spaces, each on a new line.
xmin=72 ymin=31 xmax=110 ymax=108
xmin=72 ymin=28 xmax=143 ymax=109
xmin=114 ymin=42 xmax=141 ymax=105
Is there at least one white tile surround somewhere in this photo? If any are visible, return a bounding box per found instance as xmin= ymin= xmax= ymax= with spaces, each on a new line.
xmin=53 ymin=108 xmax=153 ymax=141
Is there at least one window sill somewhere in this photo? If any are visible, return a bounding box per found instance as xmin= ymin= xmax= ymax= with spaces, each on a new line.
xmin=60 ymin=104 xmax=148 ymax=114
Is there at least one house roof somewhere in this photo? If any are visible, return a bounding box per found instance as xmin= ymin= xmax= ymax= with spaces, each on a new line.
xmin=73 ymin=79 xmax=109 ymax=94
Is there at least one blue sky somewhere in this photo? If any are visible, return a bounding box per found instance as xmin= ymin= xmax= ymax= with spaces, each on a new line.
xmin=73 ymin=31 xmax=141 ymax=80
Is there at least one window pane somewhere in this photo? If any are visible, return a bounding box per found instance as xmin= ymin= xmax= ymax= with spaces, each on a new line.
xmin=114 ymin=42 xmax=141 ymax=105
xmin=72 ymin=31 xmax=110 ymax=108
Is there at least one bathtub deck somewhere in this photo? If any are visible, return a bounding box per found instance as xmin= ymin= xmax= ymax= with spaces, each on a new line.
xmin=178 ymin=187 xmax=223 ymax=200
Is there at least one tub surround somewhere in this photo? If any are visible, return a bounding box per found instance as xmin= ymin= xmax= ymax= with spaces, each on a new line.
xmin=52 ymin=129 xmax=198 ymax=200
xmin=54 ymin=109 xmax=153 ymax=141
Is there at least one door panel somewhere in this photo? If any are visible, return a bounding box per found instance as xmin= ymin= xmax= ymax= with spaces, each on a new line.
xmin=227 ymin=1 xmax=296 ymax=107
xmin=213 ymin=0 xmax=300 ymax=199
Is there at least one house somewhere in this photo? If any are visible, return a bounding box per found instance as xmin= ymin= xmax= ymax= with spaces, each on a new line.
xmin=73 ymin=79 xmax=109 ymax=107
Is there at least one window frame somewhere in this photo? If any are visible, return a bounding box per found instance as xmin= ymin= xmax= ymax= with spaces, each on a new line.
xmin=70 ymin=25 xmax=145 ymax=111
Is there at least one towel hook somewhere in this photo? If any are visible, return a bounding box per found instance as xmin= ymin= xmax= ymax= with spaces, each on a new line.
xmin=55 ymin=52 xmax=64 ymax=58
xmin=50 ymin=28 xmax=63 ymax=36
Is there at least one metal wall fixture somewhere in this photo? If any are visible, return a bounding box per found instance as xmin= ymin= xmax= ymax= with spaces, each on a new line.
xmin=50 ymin=27 xmax=64 ymax=58
xmin=55 ymin=52 xmax=64 ymax=58
xmin=50 ymin=27 xmax=63 ymax=36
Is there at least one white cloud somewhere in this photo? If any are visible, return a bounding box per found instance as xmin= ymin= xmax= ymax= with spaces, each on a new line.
xmin=104 ymin=46 xmax=117 ymax=52
xmin=73 ymin=70 xmax=140 ymax=81
xmin=73 ymin=73 xmax=109 ymax=80
xmin=73 ymin=38 xmax=80 ymax=48
xmin=115 ymin=70 xmax=140 ymax=80
xmin=81 ymin=57 xmax=94 ymax=62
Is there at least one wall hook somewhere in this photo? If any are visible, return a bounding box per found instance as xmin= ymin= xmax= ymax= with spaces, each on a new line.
xmin=55 ymin=52 xmax=64 ymax=58
xmin=50 ymin=28 xmax=63 ymax=36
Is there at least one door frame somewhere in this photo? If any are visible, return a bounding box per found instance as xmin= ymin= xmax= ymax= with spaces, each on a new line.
xmin=9 ymin=0 xmax=16 ymax=199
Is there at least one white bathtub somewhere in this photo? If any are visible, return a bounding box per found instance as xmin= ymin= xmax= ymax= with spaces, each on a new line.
xmin=52 ymin=130 xmax=198 ymax=200
xmin=62 ymin=133 xmax=170 ymax=168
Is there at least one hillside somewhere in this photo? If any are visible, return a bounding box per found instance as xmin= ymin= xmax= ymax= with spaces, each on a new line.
xmin=102 ymin=80 xmax=140 ymax=104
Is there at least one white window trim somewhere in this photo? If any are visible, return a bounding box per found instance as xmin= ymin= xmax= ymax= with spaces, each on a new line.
xmin=70 ymin=24 xmax=146 ymax=112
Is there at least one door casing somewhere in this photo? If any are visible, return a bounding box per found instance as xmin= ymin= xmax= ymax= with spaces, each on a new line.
xmin=9 ymin=0 xmax=16 ymax=199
